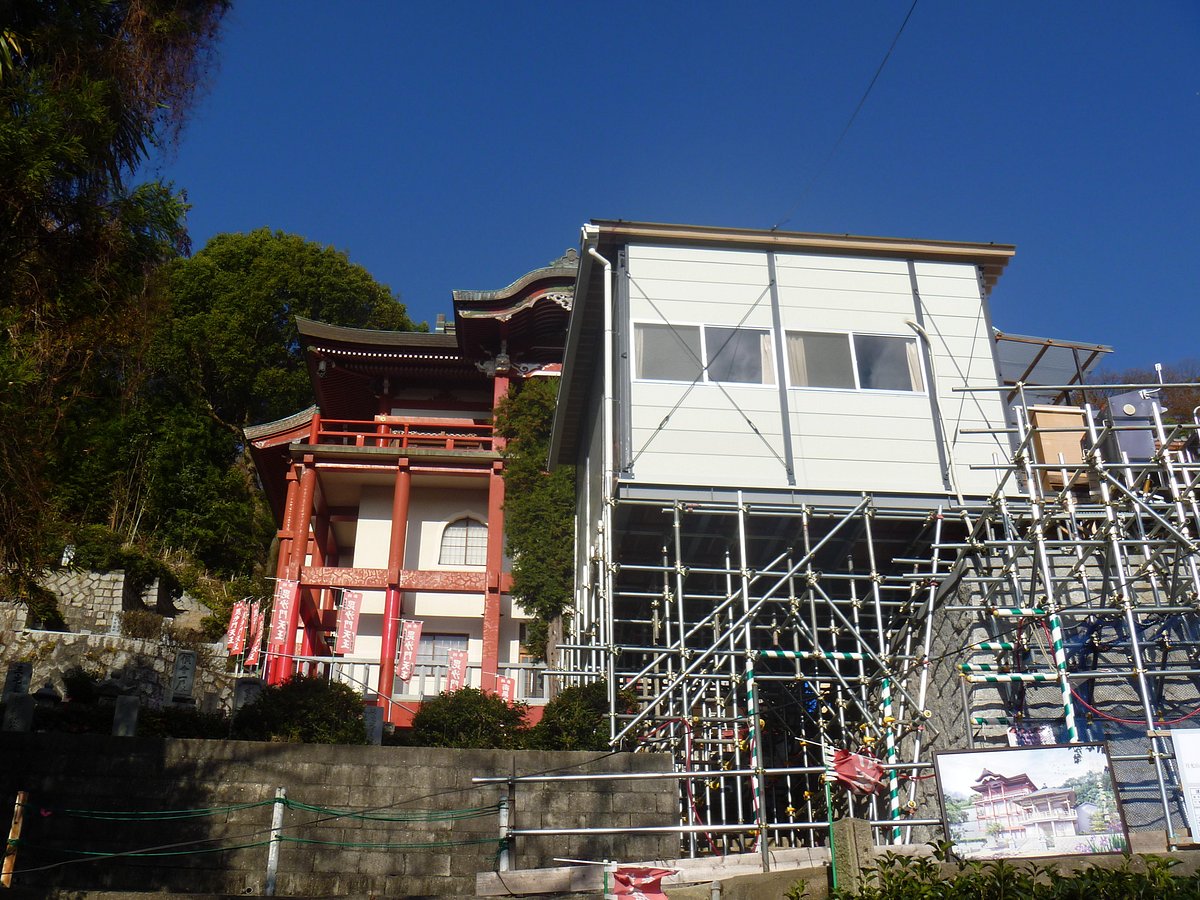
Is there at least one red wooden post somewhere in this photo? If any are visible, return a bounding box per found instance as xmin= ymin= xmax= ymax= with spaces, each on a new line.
xmin=269 ymin=462 xmax=315 ymax=684
xmin=378 ymin=461 xmax=411 ymax=713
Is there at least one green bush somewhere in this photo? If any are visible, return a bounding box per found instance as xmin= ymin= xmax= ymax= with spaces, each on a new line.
xmin=824 ymin=844 xmax=1200 ymax=900
xmin=527 ymin=680 xmax=635 ymax=751
xmin=232 ymin=676 xmax=367 ymax=744
xmin=61 ymin=664 xmax=102 ymax=703
xmin=409 ymin=687 xmax=528 ymax=749
xmin=120 ymin=608 xmax=165 ymax=639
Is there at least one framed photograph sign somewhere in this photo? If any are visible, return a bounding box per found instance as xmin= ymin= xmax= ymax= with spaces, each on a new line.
xmin=933 ymin=743 xmax=1127 ymax=860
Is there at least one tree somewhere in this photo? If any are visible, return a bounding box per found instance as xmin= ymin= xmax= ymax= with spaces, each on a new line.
xmin=408 ymin=688 xmax=528 ymax=749
xmin=159 ymin=229 xmax=420 ymax=430
xmin=494 ymin=377 xmax=576 ymax=658
xmin=0 ymin=0 xmax=228 ymax=593
xmin=1081 ymin=360 xmax=1200 ymax=424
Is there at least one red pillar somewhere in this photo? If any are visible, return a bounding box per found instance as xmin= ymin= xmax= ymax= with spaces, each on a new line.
xmin=378 ymin=460 xmax=411 ymax=707
xmin=481 ymin=460 xmax=505 ymax=693
xmin=270 ymin=461 xmax=315 ymax=684
xmin=481 ymin=374 xmax=510 ymax=693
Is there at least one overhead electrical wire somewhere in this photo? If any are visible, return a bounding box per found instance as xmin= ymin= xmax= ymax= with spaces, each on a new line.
xmin=771 ymin=0 xmax=920 ymax=232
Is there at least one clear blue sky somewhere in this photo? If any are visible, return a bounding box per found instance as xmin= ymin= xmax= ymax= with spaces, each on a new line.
xmin=148 ymin=1 xmax=1200 ymax=372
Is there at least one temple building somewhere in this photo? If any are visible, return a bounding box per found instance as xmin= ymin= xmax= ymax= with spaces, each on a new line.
xmin=245 ymin=252 xmax=576 ymax=724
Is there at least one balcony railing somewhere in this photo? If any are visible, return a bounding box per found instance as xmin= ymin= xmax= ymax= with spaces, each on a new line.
xmin=314 ymin=417 xmax=494 ymax=452
xmin=280 ymin=655 xmax=547 ymax=706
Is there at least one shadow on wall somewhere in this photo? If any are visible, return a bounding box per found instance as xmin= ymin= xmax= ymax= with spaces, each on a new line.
xmin=0 ymin=736 xmax=677 ymax=897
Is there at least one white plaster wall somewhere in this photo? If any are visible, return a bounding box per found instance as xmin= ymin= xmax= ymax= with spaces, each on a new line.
xmin=338 ymin=483 xmax=528 ymax=695
xmin=348 ymin=484 xmax=393 ymax=676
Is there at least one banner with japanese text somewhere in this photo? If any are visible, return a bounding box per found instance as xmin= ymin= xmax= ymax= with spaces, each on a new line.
xmin=496 ymin=675 xmax=516 ymax=705
xmin=335 ymin=591 xmax=362 ymax=655
xmin=446 ymin=649 xmax=468 ymax=691
xmin=244 ymin=602 xmax=264 ymax=667
xmin=226 ymin=600 xmax=249 ymax=656
xmin=268 ymin=579 xmax=298 ymax=652
xmin=396 ymin=619 xmax=423 ymax=682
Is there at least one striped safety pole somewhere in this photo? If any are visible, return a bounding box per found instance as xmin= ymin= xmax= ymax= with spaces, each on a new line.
xmin=964 ymin=672 xmax=1056 ymax=684
xmin=745 ymin=661 xmax=770 ymax=868
xmin=1046 ymin=611 xmax=1079 ymax=743
xmin=881 ymin=677 xmax=901 ymax=844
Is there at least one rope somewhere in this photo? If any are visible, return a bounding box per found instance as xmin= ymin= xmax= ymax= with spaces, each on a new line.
xmin=282 ymin=799 xmax=499 ymax=822
xmin=20 ymin=840 xmax=271 ymax=858
xmin=279 ymin=836 xmax=500 ymax=851
xmin=1068 ymin=687 xmax=1200 ymax=727
xmin=30 ymin=799 xmax=274 ymax=820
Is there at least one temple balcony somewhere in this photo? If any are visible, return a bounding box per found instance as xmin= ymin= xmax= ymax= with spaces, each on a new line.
xmin=314 ymin=415 xmax=495 ymax=453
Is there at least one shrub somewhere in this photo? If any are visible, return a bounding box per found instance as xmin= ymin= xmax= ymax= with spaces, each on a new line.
xmin=61 ymin=664 xmax=102 ymax=703
xmin=233 ymin=675 xmax=367 ymax=744
xmin=120 ymin=608 xmax=165 ymax=639
xmin=528 ymin=680 xmax=635 ymax=751
xmin=823 ymin=845 xmax=1200 ymax=900
xmin=408 ymin=687 xmax=528 ymax=749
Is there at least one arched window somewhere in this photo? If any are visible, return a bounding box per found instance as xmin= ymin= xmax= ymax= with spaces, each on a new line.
xmin=440 ymin=517 xmax=488 ymax=566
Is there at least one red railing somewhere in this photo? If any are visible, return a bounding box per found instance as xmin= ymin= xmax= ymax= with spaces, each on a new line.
xmin=314 ymin=417 xmax=495 ymax=452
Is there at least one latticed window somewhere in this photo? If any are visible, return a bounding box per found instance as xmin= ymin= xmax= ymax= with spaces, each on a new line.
xmin=439 ymin=517 xmax=488 ymax=566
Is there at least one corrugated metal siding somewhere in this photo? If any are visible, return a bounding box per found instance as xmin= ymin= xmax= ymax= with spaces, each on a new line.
xmin=621 ymin=245 xmax=1008 ymax=497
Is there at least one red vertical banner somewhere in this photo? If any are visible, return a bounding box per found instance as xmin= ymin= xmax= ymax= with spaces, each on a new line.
xmin=396 ymin=619 xmax=422 ymax=682
xmin=496 ymin=675 xmax=516 ymax=705
xmin=335 ymin=591 xmax=362 ymax=655
xmin=268 ymin=579 xmax=298 ymax=652
xmin=446 ymin=649 xmax=468 ymax=692
xmin=244 ymin=602 xmax=264 ymax=667
xmin=226 ymin=600 xmax=249 ymax=656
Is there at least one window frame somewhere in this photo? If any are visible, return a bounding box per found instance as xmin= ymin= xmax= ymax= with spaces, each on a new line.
xmin=438 ymin=516 xmax=489 ymax=567
xmin=784 ymin=328 xmax=926 ymax=395
xmin=631 ymin=320 xmax=776 ymax=388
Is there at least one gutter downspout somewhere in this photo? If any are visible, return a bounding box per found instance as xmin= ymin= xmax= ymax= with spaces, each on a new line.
xmin=905 ymin=319 xmax=964 ymax=504
xmin=584 ymin=227 xmax=619 ymax=737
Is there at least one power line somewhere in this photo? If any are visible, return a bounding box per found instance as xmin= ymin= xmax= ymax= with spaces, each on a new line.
xmin=771 ymin=0 xmax=920 ymax=232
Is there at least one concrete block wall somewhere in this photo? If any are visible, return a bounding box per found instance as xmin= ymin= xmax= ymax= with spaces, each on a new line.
xmin=0 ymin=734 xmax=676 ymax=896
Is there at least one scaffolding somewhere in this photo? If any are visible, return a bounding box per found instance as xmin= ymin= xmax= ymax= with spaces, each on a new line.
xmin=556 ymin=381 xmax=1200 ymax=855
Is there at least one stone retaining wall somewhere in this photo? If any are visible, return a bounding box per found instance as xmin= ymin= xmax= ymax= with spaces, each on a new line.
xmin=0 ymin=617 xmax=236 ymax=709
xmin=0 ymin=734 xmax=677 ymax=896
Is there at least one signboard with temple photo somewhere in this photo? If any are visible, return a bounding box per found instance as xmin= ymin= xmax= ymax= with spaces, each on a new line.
xmin=933 ymin=744 xmax=1127 ymax=860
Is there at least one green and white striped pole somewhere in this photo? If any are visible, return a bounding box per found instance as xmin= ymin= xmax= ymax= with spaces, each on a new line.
xmin=1046 ymin=611 xmax=1079 ymax=743
xmin=881 ymin=677 xmax=901 ymax=844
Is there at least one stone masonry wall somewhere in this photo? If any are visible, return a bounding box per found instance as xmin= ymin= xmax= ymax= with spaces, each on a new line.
xmin=39 ymin=570 xmax=126 ymax=634
xmin=0 ymin=734 xmax=677 ymax=896
xmin=1 ymin=609 xmax=237 ymax=710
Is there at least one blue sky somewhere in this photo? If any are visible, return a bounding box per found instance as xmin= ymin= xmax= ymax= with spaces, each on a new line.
xmin=149 ymin=1 xmax=1200 ymax=372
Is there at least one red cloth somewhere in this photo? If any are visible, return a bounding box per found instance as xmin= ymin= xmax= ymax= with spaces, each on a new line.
xmin=612 ymin=867 xmax=676 ymax=899
xmin=832 ymin=749 xmax=886 ymax=795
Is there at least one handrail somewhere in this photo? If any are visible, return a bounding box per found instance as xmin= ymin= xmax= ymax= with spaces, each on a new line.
xmin=312 ymin=418 xmax=495 ymax=452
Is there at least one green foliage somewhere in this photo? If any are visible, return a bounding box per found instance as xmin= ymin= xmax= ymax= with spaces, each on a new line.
xmin=527 ymin=680 xmax=634 ymax=751
xmin=62 ymin=664 xmax=103 ymax=703
xmin=70 ymin=524 xmax=181 ymax=601
xmin=494 ymin=377 xmax=575 ymax=658
xmin=825 ymin=846 xmax=1200 ymax=900
xmin=408 ymin=687 xmax=529 ymax=749
xmin=233 ymin=676 xmax=367 ymax=745
xmin=160 ymin=228 xmax=420 ymax=429
xmin=0 ymin=0 xmax=227 ymax=586
xmin=120 ymin=608 xmax=165 ymax=639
